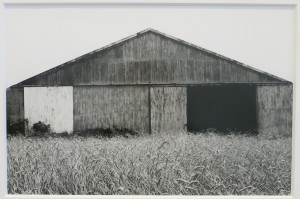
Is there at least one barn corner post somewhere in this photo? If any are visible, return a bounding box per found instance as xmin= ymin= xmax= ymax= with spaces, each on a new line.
xmin=255 ymin=84 xmax=259 ymax=135
xmin=148 ymin=84 xmax=152 ymax=135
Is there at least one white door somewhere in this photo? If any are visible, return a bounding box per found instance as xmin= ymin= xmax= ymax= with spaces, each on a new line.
xmin=24 ymin=87 xmax=73 ymax=133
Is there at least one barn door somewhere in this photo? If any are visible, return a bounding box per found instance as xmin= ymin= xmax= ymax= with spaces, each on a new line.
xmin=150 ymin=86 xmax=187 ymax=134
xmin=187 ymin=85 xmax=257 ymax=133
xmin=24 ymin=87 xmax=73 ymax=133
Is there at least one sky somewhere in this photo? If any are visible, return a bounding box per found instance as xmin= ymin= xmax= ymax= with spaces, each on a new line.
xmin=5 ymin=5 xmax=295 ymax=87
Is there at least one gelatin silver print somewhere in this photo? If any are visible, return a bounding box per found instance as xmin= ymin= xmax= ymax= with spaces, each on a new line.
xmin=5 ymin=6 xmax=293 ymax=196
xmin=6 ymin=28 xmax=293 ymax=195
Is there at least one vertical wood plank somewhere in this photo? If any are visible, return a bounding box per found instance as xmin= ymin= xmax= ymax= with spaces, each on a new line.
xmin=16 ymin=31 xmax=281 ymax=86
xmin=73 ymin=86 xmax=149 ymax=134
xmin=6 ymin=88 xmax=24 ymax=123
xmin=150 ymin=86 xmax=187 ymax=134
xmin=257 ymin=85 xmax=293 ymax=137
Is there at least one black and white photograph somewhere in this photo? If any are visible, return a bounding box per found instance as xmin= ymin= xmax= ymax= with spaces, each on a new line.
xmin=1 ymin=1 xmax=298 ymax=197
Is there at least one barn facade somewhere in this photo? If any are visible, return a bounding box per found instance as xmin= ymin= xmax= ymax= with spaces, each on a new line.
xmin=6 ymin=29 xmax=293 ymax=137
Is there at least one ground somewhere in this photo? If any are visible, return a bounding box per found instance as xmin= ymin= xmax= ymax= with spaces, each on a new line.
xmin=7 ymin=132 xmax=292 ymax=195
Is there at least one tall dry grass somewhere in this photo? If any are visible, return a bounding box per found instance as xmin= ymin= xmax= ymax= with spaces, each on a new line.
xmin=7 ymin=132 xmax=291 ymax=195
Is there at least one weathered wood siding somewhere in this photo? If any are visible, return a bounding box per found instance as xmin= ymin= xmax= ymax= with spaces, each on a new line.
xmin=73 ymin=86 xmax=149 ymax=133
xmin=15 ymin=32 xmax=280 ymax=87
xmin=257 ymin=85 xmax=293 ymax=137
xmin=150 ymin=87 xmax=187 ymax=133
xmin=8 ymin=30 xmax=291 ymax=135
xmin=6 ymin=88 xmax=24 ymax=123
xmin=24 ymin=87 xmax=73 ymax=133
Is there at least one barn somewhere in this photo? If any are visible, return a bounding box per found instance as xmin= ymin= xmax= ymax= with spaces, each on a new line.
xmin=6 ymin=28 xmax=293 ymax=137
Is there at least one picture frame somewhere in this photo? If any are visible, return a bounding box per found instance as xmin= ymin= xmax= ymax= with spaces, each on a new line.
xmin=0 ymin=0 xmax=299 ymax=199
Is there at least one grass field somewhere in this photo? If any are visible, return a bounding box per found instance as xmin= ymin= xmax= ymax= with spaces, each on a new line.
xmin=7 ymin=132 xmax=292 ymax=195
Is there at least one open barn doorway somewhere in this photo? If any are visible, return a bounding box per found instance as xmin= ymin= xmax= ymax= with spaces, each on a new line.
xmin=187 ymin=84 xmax=257 ymax=134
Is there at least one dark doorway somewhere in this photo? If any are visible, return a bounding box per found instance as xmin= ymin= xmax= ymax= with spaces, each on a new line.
xmin=187 ymin=84 xmax=257 ymax=133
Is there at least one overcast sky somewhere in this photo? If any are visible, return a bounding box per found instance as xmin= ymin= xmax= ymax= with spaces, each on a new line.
xmin=5 ymin=5 xmax=295 ymax=87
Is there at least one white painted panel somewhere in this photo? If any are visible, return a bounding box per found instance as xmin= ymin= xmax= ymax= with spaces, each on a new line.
xmin=24 ymin=86 xmax=73 ymax=133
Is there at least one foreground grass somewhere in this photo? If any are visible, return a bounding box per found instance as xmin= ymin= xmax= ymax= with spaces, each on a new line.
xmin=7 ymin=133 xmax=291 ymax=195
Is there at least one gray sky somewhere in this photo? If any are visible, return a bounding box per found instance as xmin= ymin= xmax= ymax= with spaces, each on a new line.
xmin=5 ymin=5 xmax=295 ymax=87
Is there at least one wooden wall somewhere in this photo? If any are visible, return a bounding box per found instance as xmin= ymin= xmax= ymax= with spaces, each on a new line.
xmin=24 ymin=87 xmax=73 ymax=133
xmin=73 ymin=86 xmax=149 ymax=133
xmin=257 ymin=85 xmax=293 ymax=138
xmin=8 ymin=84 xmax=293 ymax=136
xmin=73 ymin=86 xmax=187 ymax=134
xmin=15 ymin=32 xmax=280 ymax=87
xmin=9 ymin=31 xmax=289 ymax=135
xmin=6 ymin=88 xmax=24 ymax=123
xmin=150 ymin=87 xmax=187 ymax=133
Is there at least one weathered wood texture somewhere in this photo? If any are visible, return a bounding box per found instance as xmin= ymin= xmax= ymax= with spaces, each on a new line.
xmin=24 ymin=87 xmax=73 ymax=133
xmin=14 ymin=31 xmax=281 ymax=87
xmin=8 ymin=30 xmax=291 ymax=135
xmin=6 ymin=88 xmax=24 ymax=123
xmin=73 ymin=86 xmax=149 ymax=133
xmin=257 ymin=85 xmax=293 ymax=137
xmin=150 ymin=87 xmax=187 ymax=133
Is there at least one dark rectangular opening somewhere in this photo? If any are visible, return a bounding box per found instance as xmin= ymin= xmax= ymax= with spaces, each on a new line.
xmin=187 ymin=84 xmax=257 ymax=133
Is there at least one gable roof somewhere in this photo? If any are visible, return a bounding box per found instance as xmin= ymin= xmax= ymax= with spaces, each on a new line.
xmin=10 ymin=28 xmax=291 ymax=88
